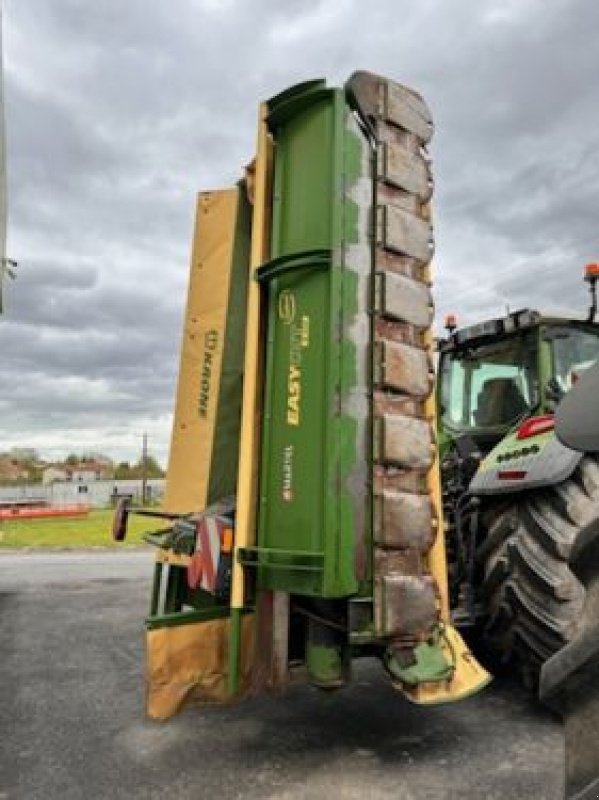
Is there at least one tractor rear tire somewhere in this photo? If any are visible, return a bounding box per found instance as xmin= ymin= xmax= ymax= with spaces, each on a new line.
xmin=479 ymin=454 xmax=599 ymax=685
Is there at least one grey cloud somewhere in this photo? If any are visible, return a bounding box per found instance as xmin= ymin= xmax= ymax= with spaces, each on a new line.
xmin=6 ymin=264 xmax=181 ymax=332
xmin=3 ymin=0 xmax=598 ymax=461
xmin=16 ymin=259 xmax=98 ymax=291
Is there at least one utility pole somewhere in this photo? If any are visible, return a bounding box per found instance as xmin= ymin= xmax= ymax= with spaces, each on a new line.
xmin=141 ymin=431 xmax=148 ymax=506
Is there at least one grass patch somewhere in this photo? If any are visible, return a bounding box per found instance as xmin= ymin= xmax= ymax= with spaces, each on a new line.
xmin=0 ymin=509 xmax=159 ymax=549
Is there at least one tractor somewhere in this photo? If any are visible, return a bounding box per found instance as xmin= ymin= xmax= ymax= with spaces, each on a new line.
xmin=437 ymin=268 xmax=599 ymax=685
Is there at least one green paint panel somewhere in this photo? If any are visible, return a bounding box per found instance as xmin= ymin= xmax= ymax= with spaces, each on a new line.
xmin=208 ymin=188 xmax=252 ymax=503
xmin=253 ymin=82 xmax=370 ymax=597
xmin=384 ymin=637 xmax=454 ymax=686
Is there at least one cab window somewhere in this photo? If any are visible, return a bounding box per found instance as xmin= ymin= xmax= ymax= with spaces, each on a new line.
xmin=549 ymin=326 xmax=599 ymax=391
xmin=441 ymin=333 xmax=537 ymax=430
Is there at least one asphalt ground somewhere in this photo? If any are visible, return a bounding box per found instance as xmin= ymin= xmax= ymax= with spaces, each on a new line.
xmin=0 ymin=551 xmax=564 ymax=799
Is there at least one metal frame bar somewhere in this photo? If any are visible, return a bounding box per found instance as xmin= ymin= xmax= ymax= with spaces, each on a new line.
xmin=229 ymin=102 xmax=273 ymax=694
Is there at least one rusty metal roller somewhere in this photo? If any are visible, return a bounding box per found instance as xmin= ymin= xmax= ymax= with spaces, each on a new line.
xmin=347 ymin=71 xmax=440 ymax=643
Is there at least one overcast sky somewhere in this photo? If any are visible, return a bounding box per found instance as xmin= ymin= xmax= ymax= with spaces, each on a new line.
xmin=1 ymin=0 xmax=598 ymax=464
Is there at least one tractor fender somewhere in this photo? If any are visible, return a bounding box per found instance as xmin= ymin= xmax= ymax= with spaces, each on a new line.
xmin=469 ymin=429 xmax=582 ymax=496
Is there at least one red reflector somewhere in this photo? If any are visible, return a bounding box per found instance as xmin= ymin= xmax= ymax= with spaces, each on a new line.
xmin=516 ymin=415 xmax=554 ymax=440
xmin=498 ymin=470 xmax=528 ymax=480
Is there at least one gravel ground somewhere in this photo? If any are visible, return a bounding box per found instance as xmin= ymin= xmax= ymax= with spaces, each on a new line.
xmin=0 ymin=551 xmax=564 ymax=800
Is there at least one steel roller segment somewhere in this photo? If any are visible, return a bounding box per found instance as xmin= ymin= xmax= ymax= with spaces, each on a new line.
xmin=348 ymin=71 xmax=489 ymax=701
xmin=348 ymin=71 xmax=437 ymax=640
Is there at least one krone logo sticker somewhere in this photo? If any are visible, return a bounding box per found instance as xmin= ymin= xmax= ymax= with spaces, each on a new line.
xmin=278 ymin=290 xmax=296 ymax=325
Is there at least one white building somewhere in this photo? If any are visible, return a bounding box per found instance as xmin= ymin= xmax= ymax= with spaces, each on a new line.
xmin=41 ymin=467 xmax=68 ymax=485
xmin=68 ymin=468 xmax=102 ymax=483
xmin=0 ymin=479 xmax=165 ymax=509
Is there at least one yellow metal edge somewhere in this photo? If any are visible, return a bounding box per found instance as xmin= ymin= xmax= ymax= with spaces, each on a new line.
xmin=398 ymin=625 xmax=492 ymax=705
xmin=231 ymin=103 xmax=273 ymax=610
xmin=422 ymin=209 xmax=450 ymax=622
xmin=154 ymin=549 xmax=191 ymax=568
xmin=419 ymin=207 xmax=491 ymax=702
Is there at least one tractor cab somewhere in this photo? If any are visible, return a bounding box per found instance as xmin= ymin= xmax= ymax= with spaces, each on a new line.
xmin=438 ymin=308 xmax=599 ymax=453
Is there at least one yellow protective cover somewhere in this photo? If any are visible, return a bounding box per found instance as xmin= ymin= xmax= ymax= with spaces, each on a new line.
xmin=400 ymin=625 xmax=491 ymax=705
xmin=146 ymin=614 xmax=255 ymax=719
xmin=164 ymin=188 xmax=250 ymax=514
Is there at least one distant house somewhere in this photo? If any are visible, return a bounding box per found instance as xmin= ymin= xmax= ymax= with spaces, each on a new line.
xmin=67 ymin=467 xmax=101 ymax=483
xmin=42 ymin=460 xmax=112 ymax=485
xmin=71 ymin=459 xmax=113 ymax=481
xmin=42 ymin=466 xmax=68 ymax=485
xmin=0 ymin=458 xmax=29 ymax=483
